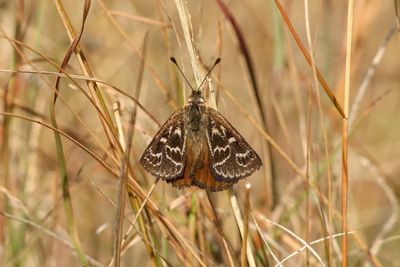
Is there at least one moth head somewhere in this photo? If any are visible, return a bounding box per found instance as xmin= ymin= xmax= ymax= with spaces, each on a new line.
xmin=170 ymin=57 xmax=221 ymax=103
xmin=188 ymin=90 xmax=205 ymax=104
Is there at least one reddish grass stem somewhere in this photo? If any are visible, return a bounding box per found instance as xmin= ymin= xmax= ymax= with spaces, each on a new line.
xmin=273 ymin=0 xmax=345 ymax=118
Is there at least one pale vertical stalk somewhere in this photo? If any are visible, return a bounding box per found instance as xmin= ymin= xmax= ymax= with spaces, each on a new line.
xmin=112 ymin=102 xmax=130 ymax=267
xmin=304 ymin=0 xmax=333 ymax=265
xmin=111 ymin=131 xmax=160 ymax=267
xmin=206 ymin=192 xmax=236 ymax=267
xmin=111 ymin=34 xmax=162 ymax=267
xmin=303 ymin=2 xmax=313 ymax=265
xmin=349 ymin=26 xmax=395 ymax=129
xmin=305 ymin=82 xmax=312 ymax=267
xmin=174 ymin=0 xmax=202 ymax=86
xmin=344 ymin=4 xmax=354 ymax=116
xmin=174 ymin=2 xmax=235 ymax=266
xmin=230 ymin=190 xmax=256 ymax=267
xmin=341 ymin=118 xmax=349 ymax=267
xmin=342 ymin=0 xmax=354 ymax=266
xmin=174 ymin=0 xmax=216 ymax=105
xmin=196 ymin=198 xmax=207 ymax=260
xmin=240 ymin=184 xmax=252 ymax=267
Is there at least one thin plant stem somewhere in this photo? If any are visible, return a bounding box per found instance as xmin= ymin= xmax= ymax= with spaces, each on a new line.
xmin=342 ymin=0 xmax=354 ymax=266
xmin=240 ymin=184 xmax=252 ymax=267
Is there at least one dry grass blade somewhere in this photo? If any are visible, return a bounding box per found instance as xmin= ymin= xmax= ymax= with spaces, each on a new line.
xmin=174 ymin=0 xmax=203 ymax=85
xmin=90 ymin=178 xmax=170 ymax=266
xmin=48 ymin=105 xmax=89 ymax=267
xmin=251 ymin=212 xmax=279 ymax=266
xmin=53 ymin=0 xmax=91 ymax=102
xmin=49 ymin=1 xmax=92 ymax=265
xmin=0 ymin=110 xmax=208 ymax=266
xmin=0 ymin=68 xmax=161 ymax=127
xmin=341 ymin=0 xmax=354 ymax=266
xmin=112 ymin=108 xmax=135 ymax=266
xmin=0 ymin=0 xmax=30 ymax=259
xmin=273 ymin=0 xmax=345 ymax=118
xmin=126 ymin=177 xmax=209 ymax=265
xmin=1 ymin=26 xmax=160 ymax=264
xmin=275 ymin=231 xmax=356 ymax=267
xmin=174 ymin=1 xmax=236 ymax=265
xmin=121 ymin=180 xmax=158 ymax=242
xmin=220 ymin=84 xmax=340 ymax=214
xmin=240 ymin=184 xmax=253 ymax=267
xmin=0 ymin=36 xmax=122 ymax=139
xmin=303 ymin=0 xmax=331 ymax=265
xmin=108 ymin=11 xmax=170 ymax=27
xmin=1 ymin=1 xmax=398 ymax=265
xmin=53 ymin=0 xmax=118 ymax=159
xmin=97 ymin=0 xmax=178 ymax=110
xmin=112 ymin=31 xmax=150 ymax=267
xmin=0 ymin=186 xmax=29 ymax=217
xmin=358 ymin=154 xmax=398 ymax=267
xmin=206 ymin=192 xmax=236 ymax=267
xmin=214 ymin=0 xmax=261 ymax=120
xmin=349 ymin=25 xmax=396 ymax=128
xmin=215 ymin=0 xmax=276 ymax=208
xmin=120 ymin=33 xmax=162 ymax=267
xmin=230 ymin=190 xmax=255 ymax=267
xmin=255 ymin=212 xmax=326 ymax=267
xmin=0 ymin=211 xmax=103 ymax=267
xmin=0 ymin=111 xmax=117 ymax=180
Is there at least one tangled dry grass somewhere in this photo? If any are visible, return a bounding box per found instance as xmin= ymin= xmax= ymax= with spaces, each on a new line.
xmin=0 ymin=0 xmax=399 ymax=266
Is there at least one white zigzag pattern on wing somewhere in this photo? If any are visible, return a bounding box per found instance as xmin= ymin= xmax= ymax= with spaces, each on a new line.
xmin=143 ymin=121 xmax=185 ymax=178
xmin=205 ymin=108 xmax=261 ymax=179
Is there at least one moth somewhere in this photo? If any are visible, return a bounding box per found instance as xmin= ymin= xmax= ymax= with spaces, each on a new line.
xmin=140 ymin=57 xmax=262 ymax=191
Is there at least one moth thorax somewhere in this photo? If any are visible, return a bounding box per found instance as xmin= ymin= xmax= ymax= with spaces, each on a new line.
xmin=187 ymin=103 xmax=204 ymax=132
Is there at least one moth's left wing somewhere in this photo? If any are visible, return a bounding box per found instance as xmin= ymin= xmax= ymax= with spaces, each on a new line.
xmin=206 ymin=107 xmax=262 ymax=181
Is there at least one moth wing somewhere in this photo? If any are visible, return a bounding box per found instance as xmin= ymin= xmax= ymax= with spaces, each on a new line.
xmin=206 ymin=107 xmax=262 ymax=181
xmin=140 ymin=109 xmax=186 ymax=180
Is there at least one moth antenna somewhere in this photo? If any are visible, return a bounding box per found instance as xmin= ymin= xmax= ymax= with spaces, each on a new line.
xmin=170 ymin=57 xmax=195 ymax=91
xmin=196 ymin=58 xmax=221 ymax=91
xmin=170 ymin=57 xmax=222 ymax=92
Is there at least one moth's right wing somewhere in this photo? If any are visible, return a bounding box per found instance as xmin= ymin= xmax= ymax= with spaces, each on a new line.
xmin=140 ymin=109 xmax=186 ymax=180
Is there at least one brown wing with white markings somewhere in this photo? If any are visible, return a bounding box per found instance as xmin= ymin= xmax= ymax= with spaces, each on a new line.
xmin=140 ymin=109 xmax=186 ymax=180
xmin=205 ymin=107 xmax=262 ymax=181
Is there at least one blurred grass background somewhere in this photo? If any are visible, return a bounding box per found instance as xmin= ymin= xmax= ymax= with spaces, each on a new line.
xmin=0 ymin=0 xmax=399 ymax=266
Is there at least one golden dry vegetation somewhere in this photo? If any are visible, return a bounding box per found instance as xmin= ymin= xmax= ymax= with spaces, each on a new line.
xmin=0 ymin=0 xmax=399 ymax=266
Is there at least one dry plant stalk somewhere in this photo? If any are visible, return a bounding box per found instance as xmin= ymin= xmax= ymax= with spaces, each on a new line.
xmin=1 ymin=1 xmax=398 ymax=266
xmin=342 ymin=0 xmax=355 ymax=266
